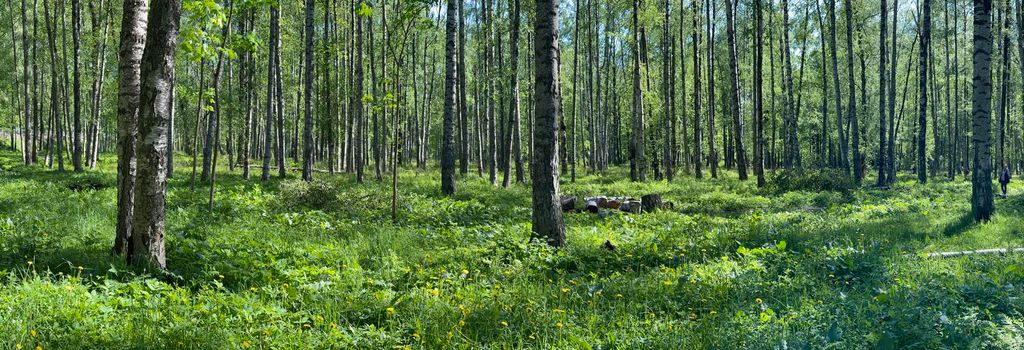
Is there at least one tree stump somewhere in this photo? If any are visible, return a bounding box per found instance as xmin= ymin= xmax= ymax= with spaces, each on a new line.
xmin=641 ymin=194 xmax=663 ymax=212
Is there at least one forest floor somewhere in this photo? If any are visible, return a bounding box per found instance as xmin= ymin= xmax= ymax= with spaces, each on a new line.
xmin=1 ymin=149 xmax=1024 ymax=349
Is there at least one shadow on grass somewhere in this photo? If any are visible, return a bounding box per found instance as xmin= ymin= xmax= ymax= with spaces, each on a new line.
xmin=942 ymin=212 xmax=976 ymax=237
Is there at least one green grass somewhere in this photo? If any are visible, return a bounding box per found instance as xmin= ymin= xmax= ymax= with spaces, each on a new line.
xmin=1 ymin=149 xmax=1024 ymax=349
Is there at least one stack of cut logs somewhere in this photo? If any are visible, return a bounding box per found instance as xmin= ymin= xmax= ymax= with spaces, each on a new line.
xmin=560 ymin=194 xmax=670 ymax=214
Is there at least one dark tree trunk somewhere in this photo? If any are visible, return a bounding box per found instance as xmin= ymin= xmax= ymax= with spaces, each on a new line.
xmin=354 ymin=5 xmax=365 ymax=183
xmin=303 ymin=0 xmax=315 ymax=181
xmin=113 ymin=0 xmax=147 ymax=256
xmin=630 ymin=0 xmax=646 ymax=182
xmin=506 ymin=0 xmax=524 ymax=185
xmin=20 ymin=0 xmax=33 ymax=165
xmin=129 ymin=0 xmax=182 ymax=270
xmin=827 ymin=0 xmax=848 ymax=173
xmin=877 ymin=0 xmax=888 ymax=186
xmin=262 ymin=2 xmax=279 ymax=182
xmin=887 ymin=0 xmax=898 ymax=183
xmin=844 ymin=0 xmax=860 ymax=183
xmin=972 ymin=0 xmax=994 ymax=221
xmin=458 ymin=0 xmax=469 ymax=175
xmin=71 ymin=0 xmax=83 ymax=171
xmin=692 ymin=0 xmax=703 ymax=179
xmin=918 ymin=0 xmax=930 ymax=183
xmin=441 ymin=0 xmax=458 ymax=195
xmin=532 ymin=0 xmax=566 ymax=247
xmin=274 ymin=3 xmax=286 ymax=178
xmin=753 ymin=0 xmax=765 ymax=187
xmin=706 ymin=0 xmax=717 ymax=179
xmin=725 ymin=0 xmax=747 ymax=180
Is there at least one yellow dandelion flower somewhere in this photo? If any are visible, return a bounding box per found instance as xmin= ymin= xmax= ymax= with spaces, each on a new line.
xmin=431 ymin=288 xmax=440 ymax=297
xmin=447 ymin=331 xmax=453 ymax=339
xmin=16 ymin=344 xmax=22 ymax=350
xmin=555 ymin=322 xmax=563 ymax=328
xmin=755 ymin=298 xmax=763 ymax=304
xmin=35 ymin=347 xmax=41 ymax=350
xmin=662 ymin=280 xmax=672 ymax=287
xmin=242 ymin=341 xmax=251 ymax=348
xmin=330 ymin=322 xmax=337 ymax=329
xmin=458 ymin=319 xmax=465 ymax=327
xmin=560 ymin=287 xmax=570 ymax=293
xmin=461 ymin=269 xmax=469 ymax=275
xmin=30 ymin=330 xmax=36 ymax=337
xmin=386 ymin=307 xmax=396 ymax=314
xmin=500 ymin=321 xmax=508 ymax=327
xmin=615 ymin=294 xmax=623 ymax=298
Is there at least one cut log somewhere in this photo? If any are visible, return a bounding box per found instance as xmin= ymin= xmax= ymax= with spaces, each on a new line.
xmin=560 ymin=196 xmax=577 ymax=212
xmin=620 ymin=200 xmax=643 ymax=213
xmin=925 ymin=248 xmax=1024 ymax=258
xmin=641 ymin=194 xmax=663 ymax=212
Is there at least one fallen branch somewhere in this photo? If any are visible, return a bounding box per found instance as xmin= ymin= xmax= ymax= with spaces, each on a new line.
xmin=925 ymin=248 xmax=1024 ymax=259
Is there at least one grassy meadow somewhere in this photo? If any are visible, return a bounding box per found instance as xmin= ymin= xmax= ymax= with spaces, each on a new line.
xmin=1 ymin=149 xmax=1024 ymax=349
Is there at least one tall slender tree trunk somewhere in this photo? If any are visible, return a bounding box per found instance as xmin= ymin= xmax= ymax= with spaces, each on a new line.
xmin=753 ymin=0 xmax=765 ymax=187
xmin=887 ymin=0 xmax=898 ymax=182
xmin=844 ymin=0 xmax=860 ymax=182
xmin=71 ymin=0 xmax=83 ymax=171
xmin=274 ymin=3 xmax=286 ymax=178
xmin=505 ymin=0 xmax=524 ymax=186
xmin=458 ymin=0 xmax=469 ymax=175
xmin=20 ymin=0 xmax=33 ymax=165
xmin=532 ymin=0 xmax=565 ymax=247
xmin=662 ymin=0 xmax=675 ymax=182
xmin=692 ymin=0 xmax=703 ymax=179
xmin=996 ymin=5 xmax=1009 ymax=170
xmin=781 ymin=0 xmax=798 ymax=168
xmin=113 ymin=0 xmax=148 ymax=256
xmin=43 ymin=0 xmax=63 ymax=172
xmin=725 ymin=0 xmax=747 ymax=180
xmin=354 ymin=6 xmax=365 ymax=182
xmin=441 ymin=0 xmax=458 ymax=195
xmin=570 ymin=0 xmax=579 ymax=182
xmin=877 ymin=0 xmax=888 ymax=186
xmin=972 ymin=0 xmax=995 ymax=221
xmin=706 ymin=0 xmax=717 ymax=179
xmin=827 ymin=0 xmax=847 ymax=172
xmin=303 ymin=0 xmax=315 ymax=181
xmin=129 ymin=0 xmax=182 ymax=270
xmin=630 ymin=0 xmax=646 ymax=182
xmin=261 ymin=3 xmax=278 ymax=182
xmin=918 ymin=0 xmax=930 ymax=183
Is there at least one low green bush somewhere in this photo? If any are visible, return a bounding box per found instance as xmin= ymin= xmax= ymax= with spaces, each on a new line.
xmin=65 ymin=173 xmax=113 ymax=192
xmin=767 ymin=168 xmax=856 ymax=194
xmin=279 ymin=179 xmax=340 ymax=209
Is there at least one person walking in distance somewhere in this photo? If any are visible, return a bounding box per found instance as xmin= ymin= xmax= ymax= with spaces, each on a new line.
xmin=999 ymin=165 xmax=1012 ymax=198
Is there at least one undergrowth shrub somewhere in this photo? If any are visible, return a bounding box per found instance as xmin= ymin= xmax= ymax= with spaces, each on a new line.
xmin=280 ymin=179 xmax=340 ymax=209
xmin=65 ymin=173 xmax=113 ymax=192
xmin=677 ymin=191 xmax=771 ymax=216
xmin=767 ymin=168 xmax=856 ymax=194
